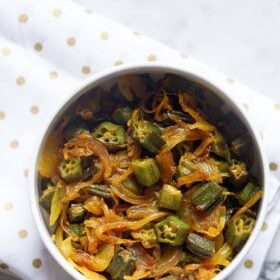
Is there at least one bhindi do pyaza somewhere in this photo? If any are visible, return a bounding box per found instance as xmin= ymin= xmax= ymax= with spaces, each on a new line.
xmin=38 ymin=74 xmax=262 ymax=280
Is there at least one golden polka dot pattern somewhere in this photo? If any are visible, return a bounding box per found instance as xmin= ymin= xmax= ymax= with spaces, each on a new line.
xmin=4 ymin=202 xmax=13 ymax=211
xmin=0 ymin=263 xmax=9 ymax=270
xmin=16 ymin=76 xmax=25 ymax=86
xmin=18 ymin=14 xmax=28 ymax=23
xmin=269 ymin=162 xmax=278 ymax=171
xmin=32 ymin=258 xmax=42 ymax=269
xmin=2 ymin=48 xmax=10 ymax=56
xmin=18 ymin=230 xmax=28 ymax=238
xmin=100 ymin=32 xmax=109 ymax=40
xmin=226 ymin=77 xmax=235 ymax=84
xmin=67 ymin=37 xmax=76 ymax=47
xmin=148 ymin=54 xmax=157 ymax=61
xmin=49 ymin=71 xmax=58 ymax=80
xmin=85 ymin=9 xmax=92 ymax=14
xmin=52 ymin=9 xmax=62 ymax=17
xmin=81 ymin=66 xmax=91 ymax=74
xmin=24 ymin=169 xmax=29 ymax=177
xmin=34 ymin=43 xmax=43 ymax=52
xmin=30 ymin=105 xmax=39 ymax=114
xmin=261 ymin=222 xmax=268 ymax=232
xmin=10 ymin=140 xmax=19 ymax=149
xmin=274 ymin=104 xmax=280 ymax=110
xmin=114 ymin=60 xmax=124 ymax=66
xmin=244 ymin=259 xmax=253 ymax=269
xmin=133 ymin=31 xmax=140 ymax=36
xmin=0 ymin=111 xmax=5 ymax=120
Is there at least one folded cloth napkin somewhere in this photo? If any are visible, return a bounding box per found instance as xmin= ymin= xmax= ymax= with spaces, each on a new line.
xmin=0 ymin=0 xmax=279 ymax=279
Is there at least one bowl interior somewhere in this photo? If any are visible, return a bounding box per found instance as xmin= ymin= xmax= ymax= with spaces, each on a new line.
xmin=30 ymin=63 xmax=268 ymax=280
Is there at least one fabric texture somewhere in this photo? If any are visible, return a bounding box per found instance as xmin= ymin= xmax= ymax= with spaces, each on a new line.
xmin=0 ymin=0 xmax=279 ymax=279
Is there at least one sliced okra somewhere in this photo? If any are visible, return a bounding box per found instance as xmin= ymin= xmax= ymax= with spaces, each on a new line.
xmin=191 ymin=182 xmax=224 ymax=212
xmin=59 ymin=157 xmax=83 ymax=183
xmin=67 ymin=203 xmax=87 ymax=223
xmin=186 ymin=233 xmax=215 ymax=259
xmin=229 ymin=159 xmax=249 ymax=188
xmin=225 ymin=214 xmax=255 ymax=251
xmin=131 ymin=158 xmax=160 ymax=187
xmin=154 ymin=216 xmax=189 ymax=246
xmin=106 ymin=248 xmax=136 ymax=280
xmin=92 ymin=121 xmax=126 ymax=146
xmin=236 ymin=182 xmax=259 ymax=205
xmin=132 ymin=120 xmax=165 ymax=154
xmin=158 ymin=184 xmax=183 ymax=210
xmin=112 ymin=106 xmax=132 ymax=126
xmin=62 ymin=119 xmax=89 ymax=140
xmin=39 ymin=184 xmax=55 ymax=210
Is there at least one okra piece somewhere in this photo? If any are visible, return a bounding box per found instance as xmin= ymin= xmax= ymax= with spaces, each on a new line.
xmin=68 ymin=223 xmax=83 ymax=237
xmin=63 ymin=119 xmax=89 ymax=140
xmin=131 ymin=228 xmax=157 ymax=248
xmin=225 ymin=214 xmax=255 ymax=251
xmin=39 ymin=184 xmax=55 ymax=210
xmin=67 ymin=204 xmax=87 ymax=223
xmin=231 ymin=134 xmax=252 ymax=157
xmin=92 ymin=121 xmax=126 ymax=145
xmin=132 ymin=120 xmax=166 ymax=154
xmin=112 ymin=106 xmax=132 ymax=126
xmin=179 ymin=251 xmax=201 ymax=265
xmin=236 ymin=182 xmax=259 ymax=205
xmin=191 ymin=182 xmax=224 ymax=212
xmin=131 ymin=158 xmax=160 ymax=187
xmin=106 ymin=248 xmax=136 ymax=280
xmin=160 ymin=276 xmax=177 ymax=280
xmin=123 ymin=176 xmax=141 ymax=195
xmin=212 ymin=131 xmax=230 ymax=160
xmin=186 ymin=233 xmax=215 ymax=259
xmin=154 ymin=216 xmax=189 ymax=246
xmin=59 ymin=157 xmax=83 ymax=183
xmin=229 ymin=159 xmax=249 ymax=188
xmin=88 ymin=184 xmax=114 ymax=205
xmin=158 ymin=184 xmax=183 ymax=210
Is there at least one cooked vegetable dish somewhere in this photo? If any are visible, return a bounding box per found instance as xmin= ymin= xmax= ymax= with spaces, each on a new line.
xmin=38 ymin=74 xmax=262 ymax=280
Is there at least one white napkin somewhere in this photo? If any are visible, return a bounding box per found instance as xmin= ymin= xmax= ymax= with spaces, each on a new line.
xmin=0 ymin=0 xmax=279 ymax=279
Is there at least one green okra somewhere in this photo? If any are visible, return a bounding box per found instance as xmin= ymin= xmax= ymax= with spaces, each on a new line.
xmin=131 ymin=158 xmax=160 ymax=187
xmin=106 ymin=248 xmax=136 ymax=280
xmin=225 ymin=214 xmax=255 ymax=251
xmin=112 ymin=106 xmax=132 ymax=126
xmin=123 ymin=176 xmax=141 ymax=195
xmin=88 ymin=184 xmax=114 ymax=206
xmin=154 ymin=216 xmax=189 ymax=246
xmin=63 ymin=119 xmax=89 ymax=140
xmin=229 ymin=159 xmax=249 ymax=188
xmin=132 ymin=120 xmax=166 ymax=154
xmin=191 ymin=182 xmax=224 ymax=212
xmin=186 ymin=233 xmax=215 ymax=259
xmin=212 ymin=131 xmax=230 ymax=160
xmin=68 ymin=223 xmax=83 ymax=237
xmin=59 ymin=157 xmax=83 ymax=183
xmin=230 ymin=134 xmax=252 ymax=157
xmin=158 ymin=184 xmax=183 ymax=210
xmin=67 ymin=203 xmax=87 ymax=223
xmin=236 ymin=182 xmax=259 ymax=205
xmin=39 ymin=184 xmax=55 ymax=210
xmin=92 ymin=121 xmax=126 ymax=145
xmin=131 ymin=228 xmax=157 ymax=248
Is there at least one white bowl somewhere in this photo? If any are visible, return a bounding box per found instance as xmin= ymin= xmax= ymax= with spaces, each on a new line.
xmin=29 ymin=62 xmax=269 ymax=280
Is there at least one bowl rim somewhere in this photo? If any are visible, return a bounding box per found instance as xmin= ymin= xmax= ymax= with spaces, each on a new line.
xmin=29 ymin=62 xmax=269 ymax=280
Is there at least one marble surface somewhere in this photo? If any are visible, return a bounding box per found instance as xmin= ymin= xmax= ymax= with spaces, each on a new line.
xmin=72 ymin=0 xmax=280 ymax=278
xmin=75 ymin=0 xmax=280 ymax=104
